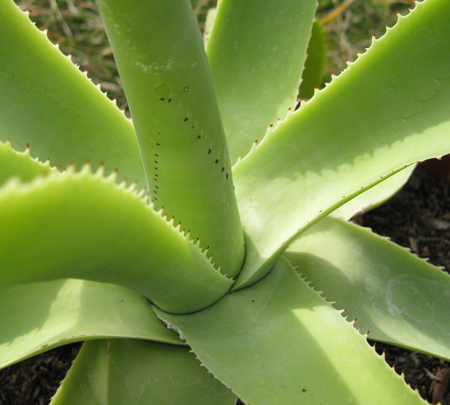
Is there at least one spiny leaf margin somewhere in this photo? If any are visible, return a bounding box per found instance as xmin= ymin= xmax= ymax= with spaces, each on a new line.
xmin=0 ymin=0 xmax=145 ymax=185
xmin=0 ymin=164 xmax=233 ymax=313
xmin=232 ymin=0 xmax=450 ymax=288
xmin=156 ymin=256 xmax=427 ymax=405
xmin=0 ymin=279 xmax=182 ymax=369
xmin=284 ymin=216 xmax=450 ymax=361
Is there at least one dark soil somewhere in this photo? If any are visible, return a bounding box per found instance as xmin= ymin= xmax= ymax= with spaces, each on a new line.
xmin=0 ymin=343 xmax=81 ymax=405
xmin=1 ymin=160 xmax=449 ymax=405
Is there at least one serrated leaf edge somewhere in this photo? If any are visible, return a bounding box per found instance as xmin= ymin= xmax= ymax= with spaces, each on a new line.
xmin=0 ymin=160 xmax=229 ymax=280
xmin=19 ymin=6 xmax=130 ymax=120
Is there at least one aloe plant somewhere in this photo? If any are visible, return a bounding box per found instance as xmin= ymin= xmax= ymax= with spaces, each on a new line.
xmin=1 ymin=0 xmax=450 ymax=403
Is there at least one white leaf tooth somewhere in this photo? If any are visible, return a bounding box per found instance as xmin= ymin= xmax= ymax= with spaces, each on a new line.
xmin=233 ymin=156 xmax=242 ymax=166
xmin=250 ymin=139 xmax=259 ymax=152
xmin=312 ymin=86 xmax=321 ymax=99
xmin=62 ymin=162 xmax=77 ymax=176
xmin=297 ymin=98 xmax=308 ymax=110
xmin=42 ymin=158 xmax=52 ymax=168
xmin=24 ymin=143 xmax=31 ymax=156
xmin=134 ymin=186 xmax=147 ymax=201
xmin=174 ymin=220 xmax=183 ymax=232
xmin=371 ymin=34 xmax=377 ymax=46
xmin=125 ymin=180 xmax=139 ymax=194
xmin=155 ymin=204 xmax=165 ymax=216
xmin=94 ymin=163 xmax=106 ymax=179
xmin=117 ymin=176 xmax=132 ymax=191
xmin=6 ymin=141 xmax=58 ymax=172
xmin=77 ymin=161 xmax=93 ymax=177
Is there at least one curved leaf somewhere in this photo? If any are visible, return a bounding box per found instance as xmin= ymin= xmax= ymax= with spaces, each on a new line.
xmin=156 ymin=257 xmax=426 ymax=405
xmin=51 ymin=339 xmax=237 ymax=405
xmin=233 ymin=0 xmax=450 ymax=288
xmin=0 ymin=166 xmax=232 ymax=314
xmin=0 ymin=279 xmax=182 ymax=369
xmin=206 ymin=0 xmax=317 ymax=163
xmin=332 ymin=164 xmax=416 ymax=219
xmin=96 ymin=0 xmax=244 ymax=277
xmin=0 ymin=0 xmax=145 ymax=185
xmin=284 ymin=216 xmax=450 ymax=362
xmin=0 ymin=140 xmax=55 ymax=186
xmin=51 ymin=340 xmax=109 ymax=405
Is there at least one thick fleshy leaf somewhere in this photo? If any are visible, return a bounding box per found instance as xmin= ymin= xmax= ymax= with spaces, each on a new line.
xmin=284 ymin=216 xmax=450 ymax=362
xmin=156 ymin=257 xmax=426 ymax=405
xmin=332 ymin=164 xmax=416 ymax=219
xmin=0 ymin=140 xmax=55 ymax=186
xmin=0 ymin=167 xmax=232 ymax=313
xmin=51 ymin=340 xmax=109 ymax=405
xmin=51 ymin=339 xmax=238 ymax=405
xmin=0 ymin=0 xmax=145 ymax=185
xmin=96 ymin=0 xmax=244 ymax=277
xmin=232 ymin=0 xmax=450 ymax=289
xmin=206 ymin=0 xmax=317 ymax=164
xmin=0 ymin=280 xmax=181 ymax=369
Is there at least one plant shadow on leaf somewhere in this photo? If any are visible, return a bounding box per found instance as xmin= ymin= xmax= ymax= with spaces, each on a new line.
xmin=0 ymin=281 xmax=65 ymax=348
xmin=0 ymin=279 xmax=182 ymax=369
xmin=158 ymin=257 xmax=424 ymax=404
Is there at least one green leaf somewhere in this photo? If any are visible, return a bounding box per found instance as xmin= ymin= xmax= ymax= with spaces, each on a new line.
xmin=52 ymin=339 xmax=238 ymax=405
xmin=0 ymin=140 xmax=54 ymax=186
xmin=284 ymin=216 xmax=450 ymax=362
xmin=156 ymin=257 xmax=426 ymax=405
xmin=332 ymin=164 xmax=416 ymax=219
xmin=232 ymin=0 xmax=450 ymax=289
xmin=51 ymin=340 xmax=109 ymax=405
xmin=0 ymin=167 xmax=232 ymax=313
xmin=299 ymin=20 xmax=326 ymax=100
xmin=96 ymin=0 xmax=244 ymax=277
xmin=0 ymin=280 xmax=181 ymax=369
xmin=0 ymin=0 xmax=145 ymax=185
xmin=206 ymin=0 xmax=317 ymax=163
